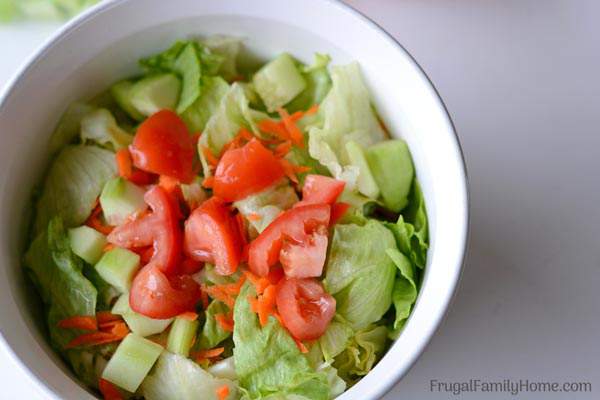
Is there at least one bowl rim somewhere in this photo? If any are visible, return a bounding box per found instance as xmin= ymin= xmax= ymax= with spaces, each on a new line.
xmin=0 ymin=1 xmax=470 ymax=399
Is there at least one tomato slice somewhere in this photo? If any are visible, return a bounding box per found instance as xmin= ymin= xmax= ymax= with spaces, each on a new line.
xmin=213 ymin=138 xmax=285 ymax=202
xmin=184 ymin=197 xmax=242 ymax=275
xmin=275 ymin=278 xmax=336 ymax=341
xmin=279 ymin=226 xmax=329 ymax=278
xmin=330 ymin=202 xmax=351 ymax=226
xmin=297 ymin=175 xmax=345 ymax=206
xmin=129 ymin=110 xmax=196 ymax=183
xmin=129 ymin=265 xmax=201 ymax=319
xmin=108 ymin=186 xmax=181 ymax=275
xmin=248 ymin=204 xmax=330 ymax=277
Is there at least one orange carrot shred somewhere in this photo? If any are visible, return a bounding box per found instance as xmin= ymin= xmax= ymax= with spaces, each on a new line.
xmin=86 ymin=204 xmax=114 ymax=235
xmin=243 ymin=270 xmax=270 ymax=295
xmin=103 ymin=243 xmax=115 ymax=252
xmin=247 ymin=213 xmax=263 ymax=222
xmin=195 ymin=347 xmax=225 ymax=362
xmin=305 ymin=104 xmax=319 ymax=116
xmin=98 ymin=320 xmax=122 ymax=331
xmin=289 ymin=111 xmax=304 ymax=122
xmin=97 ymin=312 xmax=121 ymax=324
xmin=238 ymin=128 xmax=254 ymax=141
xmin=179 ymin=311 xmax=198 ymax=321
xmin=65 ymin=332 xmax=123 ymax=349
xmin=277 ymin=108 xmax=305 ymax=148
xmin=248 ymin=284 xmax=278 ymax=327
xmin=201 ymin=145 xmax=220 ymax=168
xmin=109 ymin=322 xmax=129 ymax=337
xmin=295 ymin=339 xmax=309 ymax=354
xmin=214 ymin=313 xmax=235 ymax=332
xmin=58 ymin=316 xmax=97 ymax=331
xmin=203 ymin=285 xmax=235 ymax=308
xmin=279 ymin=158 xmax=299 ymax=184
xmin=115 ymin=149 xmax=133 ymax=179
xmin=293 ymin=165 xmax=311 ymax=174
xmin=99 ymin=378 xmax=123 ymax=400
xmin=274 ymin=140 xmax=293 ymax=158
xmin=216 ymin=384 xmax=230 ymax=400
xmin=202 ymin=176 xmax=215 ymax=189
xmin=258 ymin=120 xmax=290 ymax=140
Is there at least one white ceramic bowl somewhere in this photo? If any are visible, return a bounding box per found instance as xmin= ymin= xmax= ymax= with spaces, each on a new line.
xmin=0 ymin=0 xmax=468 ymax=399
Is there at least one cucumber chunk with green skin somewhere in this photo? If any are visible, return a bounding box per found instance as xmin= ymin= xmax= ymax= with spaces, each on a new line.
xmin=68 ymin=225 xmax=107 ymax=264
xmin=130 ymin=73 xmax=181 ymax=117
xmin=99 ymin=177 xmax=147 ymax=226
xmin=111 ymin=80 xmax=145 ymax=121
xmin=345 ymin=140 xmax=380 ymax=199
xmin=102 ymin=333 xmax=163 ymax=392
xmin=253 ymin=53 xmax=307 ymax=112
xmin=112 ymin=294 xmax=173 ymax=337
xmin=95 ymin=248 xmax=140 ymax=293
xmin=365 ymin=139 xmax=414 ymax=212
xmin=167 ymin=316 xmax=199 ymax=357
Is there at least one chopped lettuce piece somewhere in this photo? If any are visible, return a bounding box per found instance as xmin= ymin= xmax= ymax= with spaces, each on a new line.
xmin=66 ymin=344 xmax=115 ymax=390
xmin=385 ymin=181 xmax=429 ymax=269
xmin=180 ymin=177 xmax=208 ymax=210
xmin=308 ymin=63 xmax=385 ymax=189
xmin=202 ymin=35 xmax=242 ymax=81
xmin=234 ymin=181 xmax=298 ymax=235
xmin=48 ymin=102 xmax=95 ymax=155
xmin=208 ymin=356 xmax=237 ymax=381
xmin=141 ymin=352 xmax=238 ymax=400
xmin=333 ymin=325 xmax=388 ymax=382
xmin=34 ymin=145 xmax=116 ymax=233
xmin=318 ymin=363 xmax=347 ymax=399
xmin=199 ymin=83 xmax=267 ymax=176
xmin=319 ymin=320 xmax=354 ymax=363
xmin=181 ymin=76 xmax=229 ymax=133
xmin=365 ymin=139 xmax=414 ymax=212
xmin=386 ymin=248 xmax=417 ymax=336
xmin=198 ymin=300 xmax=232 ymax=350
xmin=80 ymin=108 xmax=133 ymax=150
xmin=233 ymin=283 xmax=329 ymax=400
xmin=287 ymin=53 xmax=332 ymax=113
xmin=344 ymin=140 xmax=380 ymax=199
xmin=24 ymin=218 xmax=97 ymax=349
xmin=324 ymin=221 xmax=396 ymax=330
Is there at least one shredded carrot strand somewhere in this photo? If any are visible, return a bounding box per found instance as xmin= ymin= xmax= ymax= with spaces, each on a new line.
xmin=99 ymin=378 xmax=123 ymax=400
xmin=248 ymin=284 xmax=278 ymax=327
xmin=203 ymin=285 xmax=235 ymax=308
xmin=194 ymin=347 xmax=225 ymax=361
xmin=86 ymin=204 xmax=114 ymax=235
xmin=216 ymin=385 xmax=230 ymax=400
xmin=178 ymin=311 xmax=198 ymax=321
xmin=279 ymin=158 xmax=299 ymax=184
xmin=202 ymin=176 xmax=215 ymax=189
xmin=103 ymin=243 xmax=115 ymax=252
xmin=289 ymin=111 xmax=304 ymax=122
xmin=258 ymin=119 xmax=290 ymax=140
xmin=238 ymin=128 xmax=254 ymax=141
xmin=295 ymin=339 xmax=309 ymax=354
xmin=201 ymin=145 xmax=220 ymax=168
xmin=109 ymin=322 xmax=129 ymax=337
xmin=274 ymin=140 xmax=293 ymax=158
xmin=277 ymin=108 xmax=305 ymax=148
xmin=96 ymin=312 xmax=121 ymax=324
xmin=98 ymin=320 xmax=122 ymax=331
xmin=115 ymin=149 xmax=133 ymax=179
xmin=305 ymin=104 xmax=319 ymax=116
xmin=246 ymin=213 xmax=263 ymax=222
xmin=57 ymin=316 xmax=97 ymax=331
xmin=65 ymin=332 xmax=124 ymax=349
xmin=242 ymin=270 xmax=270 ymax=295
xmin=214 ymin=313 xmax=235 ymax=332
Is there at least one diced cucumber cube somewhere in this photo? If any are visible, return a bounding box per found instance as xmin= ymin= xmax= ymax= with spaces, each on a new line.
xmin=345 ymin=140 xmax=380 ymax=199
xmin=102 ymin=333 xmax=163 ymax=393
xmin=365 ymin=139 xmax=415 ymax=212
xmin=68 ymin=225 xmax=107 ymax=264
xmin=253 ymin=53 xmax=306 ymax=112
xmin=95 ymin=248 xmax=140 ymax=293
xmin=112 ymin=294 xmax=173 ymax=337
xmin=99 ymin=177 xmax=147 ymax=226
xmin=166 ymin=316 xmax=199 ymax=357
xmin=111 ymin=80 xmax=145 ymax=121
xmin=130 ymin=73 xmax=181 ymax=117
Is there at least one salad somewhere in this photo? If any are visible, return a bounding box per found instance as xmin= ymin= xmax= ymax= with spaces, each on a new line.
xmin=23 ymin=36 xmax=428 ymax=400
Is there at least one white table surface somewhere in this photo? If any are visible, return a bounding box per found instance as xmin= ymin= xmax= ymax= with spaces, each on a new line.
xmin=1 ymin=1 xmax=599 ymax=399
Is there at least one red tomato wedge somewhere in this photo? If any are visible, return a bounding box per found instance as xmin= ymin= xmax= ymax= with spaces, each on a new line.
xmin=276 ymin=278 xmax=336 ymax=340
xmin=184 ymin=197 xmax=242 ymax=276
xmin=213 ymin=138 xmax=285 ymax=202
xmin=129 ymin=265 xmax=201 ymax=319
xmin=129 ymin=110 xmax=196 ymax=183
xmin=279 ymin=225 xmax=329 ymax=278
xmin=297 ymin=175 xmax=345 ymax=206
xmin=248 ymin=204 xmax=330 ymax=277
xmin=108 ymin=186 xmax=182 ymax=275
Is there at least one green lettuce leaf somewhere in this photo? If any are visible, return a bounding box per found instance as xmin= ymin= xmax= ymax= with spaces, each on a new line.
xmin=34 ymin=145 xmax=116 ymax=233
xmin=198 ymin=300 xmax=232 ymax=350
xmin=80 ymin=108 xmax=133 ymax=150
xmin=307 ymin=63 xmax=385 ymax=189
xmin=385 ymin=181 xmax=429 ymax=269
xmin=66 ymin=344 xmax=116 ymax=390
xmin=181 ymin=76 xmax=230 ymax=133
xmin=385 ymin=249 xmax=417 ymax=336
xmin=233 ymin=283 xmax=329 ymax=400
xmin=48 ymin=102 xmax=95 ymax=155
xmin=202 ymin=35 xmax=242 ymax=81
xmin=198 ymin=83 xmax=267 ymax=176
xmin=333 ymin=325 xmax=388 ymax=383
xmin=319 ymin=320 xmax=354 ymax=363
xmin=24 ymin=218 xmax=97 ymax=349
xmin=141 ymin=352 xmax=238 ymax=400
xmin=287 ymin=53 xmax=332 ymax=113
xmin=234 ymin=181 xmax=298 ymax=235
xmin=324 ymin=221 xmax=396 ymax=330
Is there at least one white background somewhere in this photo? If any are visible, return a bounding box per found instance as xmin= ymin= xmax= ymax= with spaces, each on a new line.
xmin=1 ymin=0 xmax=599 ymax=399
